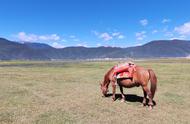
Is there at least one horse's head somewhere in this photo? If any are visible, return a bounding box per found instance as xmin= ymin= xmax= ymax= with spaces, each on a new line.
xmin=100 ymin=67 xmax=113 ymax=97
xmin=100 ymin=82 xmax=109 ymax=97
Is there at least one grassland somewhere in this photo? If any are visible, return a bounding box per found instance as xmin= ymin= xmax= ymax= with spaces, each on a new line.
xmin=0 ymin=59 xmax=190 ymax=124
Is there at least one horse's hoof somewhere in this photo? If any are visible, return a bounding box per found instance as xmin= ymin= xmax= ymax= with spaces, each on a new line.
xmin=148 ymin=106 xmax=153 ymax=110
xmin=121 ymin=99 xmax=125 ymax=102
xmin=112 ymin=96 xmax=116 ymax=101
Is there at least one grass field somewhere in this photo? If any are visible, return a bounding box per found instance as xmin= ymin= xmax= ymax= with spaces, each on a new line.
xmin=0 ymin=59 xmax=190 ymax=124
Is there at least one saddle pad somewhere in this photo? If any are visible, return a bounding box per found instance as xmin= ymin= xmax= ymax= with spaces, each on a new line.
xmin=116 ymin=72 xmax=131 ymax=79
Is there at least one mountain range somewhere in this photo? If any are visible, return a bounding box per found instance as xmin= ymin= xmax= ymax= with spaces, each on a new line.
xmin=0 ymin=37 xmax=190 ymax=60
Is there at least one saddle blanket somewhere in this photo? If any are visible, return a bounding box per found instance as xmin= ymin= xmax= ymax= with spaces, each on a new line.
xmin=116 ymin=71 xmax=131 ymax=79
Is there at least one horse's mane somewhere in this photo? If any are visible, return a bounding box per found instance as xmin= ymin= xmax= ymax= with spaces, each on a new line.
xmin=103 ymin=66 xmax=114 ymax=86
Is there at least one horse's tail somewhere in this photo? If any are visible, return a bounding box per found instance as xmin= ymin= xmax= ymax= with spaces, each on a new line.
xmin=148 ymin=69 xmax=157 ymax=99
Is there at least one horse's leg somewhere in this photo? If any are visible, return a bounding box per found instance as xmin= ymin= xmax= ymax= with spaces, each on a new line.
xmin=142 ymin=86 xmax=153 ymax=109
xmin=142 ymin=88 xmax=147 ymax=106
xmin=111 ymin=81 xmax=116 ymax=101
xmin=119 ymin=85 xmax=125 ymax=102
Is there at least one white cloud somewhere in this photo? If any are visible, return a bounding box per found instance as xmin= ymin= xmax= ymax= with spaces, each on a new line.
xmin=17 ymin=32 xmax=37 ymax=42
xmin=136 ymin=43 xmax=143 ymax=46
xmin=112 ymin=32 xmax=120 ymax=36
xmin=170 ymin=35 xmax=186 ymax=40
xmin=39 ymin=34 xmax=60 ymax=41
xmin=112 ymin=32 xmax=125 ymax=39
xmin=16 ymin=32 xmax=60 ymax=42
xmin=99 ymin=32 xmax=113 ymax=41
xmin=77 ymin=43 xmax=88 ymax=47
xmin=174 ymin=22 xmax=190 ymax=36
xmin=164 ymin=32 xmax=174 ymax=37
xmin=93 ymin=31 xmax=125 ymax=41
xmin=52 ymin=42 xmax=65 ymax=48
xmin=69 ymin=35 xmax=76 ymax=38
xmin=135 ymin=31 xmax=146 ymax=40
xmin=152 ymin=30 xmax=158 ymax=34
xmin=179 ymin=35 xmax=186 ymax=39
xmin=162 ymin=19 xmax=171 ymax=23
xmin=118 ymin=35 xmax=125 ymax=39
xmin=68 ymin=35 xmax=81 ymax=42
xmin=140 ymin=19 xmax=148 ymax=26
xmin=97 ymin=43 xmax=102 ymax=47
xmin=61 ymin=39 xmax=67 ymax=42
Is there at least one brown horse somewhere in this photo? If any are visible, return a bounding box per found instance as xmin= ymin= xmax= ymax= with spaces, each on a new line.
xmin=100 ymin=65 xmax=157 ymax=109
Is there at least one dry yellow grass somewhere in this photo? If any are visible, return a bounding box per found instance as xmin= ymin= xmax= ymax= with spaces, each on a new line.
xmin=0 ymin=59 xmax=190 ymax=124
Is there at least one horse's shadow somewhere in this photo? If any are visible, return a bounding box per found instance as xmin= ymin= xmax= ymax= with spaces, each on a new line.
xmin=105 ymin=93 xmax=156 ymax=106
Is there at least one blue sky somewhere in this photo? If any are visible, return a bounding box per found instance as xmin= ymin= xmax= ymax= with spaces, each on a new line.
xmin=0 ymin=0 xmax=190 ymax=48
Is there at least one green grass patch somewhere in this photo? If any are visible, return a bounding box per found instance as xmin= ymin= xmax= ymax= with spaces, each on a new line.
xmin=0 ymin=59 xmax=190 ymax=124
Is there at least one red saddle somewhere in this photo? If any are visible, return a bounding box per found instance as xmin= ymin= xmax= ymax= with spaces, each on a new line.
xmin=116 ymin=71 xmax=131 ymax=79
xmin=115 ymin=66 xmax=136 ymax=79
